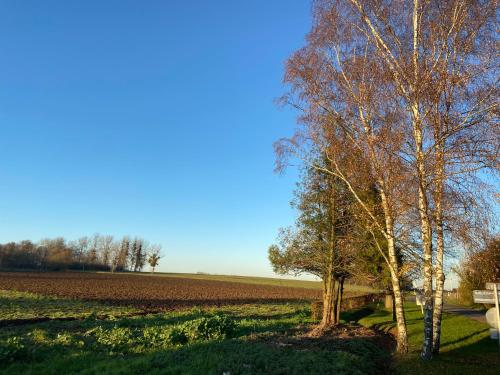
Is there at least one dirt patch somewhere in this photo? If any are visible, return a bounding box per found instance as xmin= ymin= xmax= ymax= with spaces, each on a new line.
xmin=306 ymin=323 xmax=395 ymax=352
xmin=256 ymin=323 xmax=395 ymax=374
xmin=265 ymin=323 xmax=395 ymax=352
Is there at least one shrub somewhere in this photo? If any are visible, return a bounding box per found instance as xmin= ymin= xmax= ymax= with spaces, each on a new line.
xmin=165 ymin=327 xmax=188 ymax=345
xmin=83 ymin=314 xmax=237 ymax=353
xmin=90 ymin=326 xmax=133 ymax=352
xmin=141 ymin=326 xmax=166 ymax=347
xmin=180 ymin=314 xmax=236 ymax=341
xmin=141 ymin=326 xmax=188 ymax=347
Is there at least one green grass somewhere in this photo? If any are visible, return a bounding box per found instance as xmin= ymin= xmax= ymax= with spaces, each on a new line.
xmin=112 ymin=271 xmax=377 ymax=294
xmin=348 ymin=303 xmax=499 ymax=374
xmin=0 ymin=292 xmax=389 ymax=374
xmin=0 ymin=290 xmax=138 ymax=320
xmin=443 ymin=295 xmax=488 ymax=311
xmin=6 ymin=290 xmax=494 ymax=374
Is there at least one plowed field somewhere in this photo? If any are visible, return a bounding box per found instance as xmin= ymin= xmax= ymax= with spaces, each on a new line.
xmin=0 ymin=272 xmax=321 ymax=310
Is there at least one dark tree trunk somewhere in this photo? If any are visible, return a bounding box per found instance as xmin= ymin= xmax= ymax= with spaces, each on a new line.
xmin=335 ymin=277 xmax=344 ymax=324
xmin=320 ymin=272 xmax=337 ymax=328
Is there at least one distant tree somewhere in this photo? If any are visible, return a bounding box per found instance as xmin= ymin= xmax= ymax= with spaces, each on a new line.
xmin=129 ymin=237 xmax=146 ymax=272
xmin=0 ymin=242 xmax=35 ymax=269
xmin=88 ymin=234 xmax=100 ymax=266
xmin=99 ymin=235 xmax=114 ymax=268
xmin=0 ymin=234 xmax=159 ymax=272
xmin=147 ymin=244 xmax=162 ymax=273
xmin=74 ymin=237 xmax=89 ymax=271
xmin=109 ymin=242 xmax=121 ymax=273
xmin=0 ymin=241 xmax=39 ymax=269
xmin=135 ymin=239 xmax=147 ymax=272
xmin=18 ymin=240 xmax=38 ymax=269
xmin=455 ymin=237 xmax=500 ymax=304
xmin=129 ymin=239 xmax=137 ymax=271
xmin=39 ymin=238 xmax=73 ymax=270
xmin=116 ymin=236 xmax=130 ymax=271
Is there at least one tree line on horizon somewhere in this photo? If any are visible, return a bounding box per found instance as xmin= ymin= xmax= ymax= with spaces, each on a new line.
xmin=0 ymin=235 xmax=162 ymax=273
xmin=270 ymin=0 xmax=498 ymax=360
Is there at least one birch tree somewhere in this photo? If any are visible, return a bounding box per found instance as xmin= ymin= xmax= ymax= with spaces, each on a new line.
xmin=422 ymin=1 xmax=498 ymax=353
xmin=279 ymin=0 xmax=498 ymax=357
xmin=340 ymin=0 xmax=498 ymax=357
xmin=277 ymin=0 xmax=415 ymax=353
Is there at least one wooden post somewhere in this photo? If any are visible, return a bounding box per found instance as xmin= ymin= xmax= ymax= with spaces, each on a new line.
xmin=385 ymin=293 xmax=393 ymax=309
xmin=494 ymin=284 xmax=500 ymax=348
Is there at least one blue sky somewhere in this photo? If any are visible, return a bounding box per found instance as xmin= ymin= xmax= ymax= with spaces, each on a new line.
xmin=0 ymin=1 xmax=312 ymax=276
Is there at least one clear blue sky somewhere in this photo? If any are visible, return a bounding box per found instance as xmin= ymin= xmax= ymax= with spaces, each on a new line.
xmin=0 ymin=1 xmax=312 ymax=276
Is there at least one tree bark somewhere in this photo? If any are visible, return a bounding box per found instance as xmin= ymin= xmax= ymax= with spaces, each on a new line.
xmin=392 ymin=289 xmax=397 ymax=322
xmin=415 ymin=124 xmax=434 ymax=360
xmin=432 ymin=219 xmax=445 ymax=354
xmin=321 ymin=177 xmax=340 ymax=328
xmin=380 ymin=189 xmax=409 ymax=354
xmin=387 ymin=235 xmax=409 ymax=354
xmin=432 ymin=140 xmax=445 ymax=354
xmin=414 ymin=108 xmax=434 ymax=360
xmin=320 ymin=271 xmax=337 ymax=328
xmin=336 ymin=277 xmax=344 ymax=324
xmin=411 ymin=0 xmax=433 ymax=360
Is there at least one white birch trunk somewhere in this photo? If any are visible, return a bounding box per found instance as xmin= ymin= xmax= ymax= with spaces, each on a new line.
xmin=387 ymin=233 xmax=409 ymax=354
xmin=414 ymin=117 xmax=434 ymax=359
xmin=432 ymin=135 xmax=445 ymax=354
xmin=412 ymin=1 xmax=433 ymax=358
xmin=380 ymin=190 xmax=408 ymax=354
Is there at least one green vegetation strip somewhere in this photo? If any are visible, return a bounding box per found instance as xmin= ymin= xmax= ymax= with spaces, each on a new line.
xmin=7 ymin=291 xmax=494 ymax=374
xmin=0 ymin=291 xmax=389 ymax=374
xmin=0 ymin=290 xmax=138 ymax=321
xmin=345 ymin=303 xmax=499 ymax=375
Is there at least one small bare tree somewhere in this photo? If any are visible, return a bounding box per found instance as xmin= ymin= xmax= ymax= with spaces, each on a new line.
xmin=147 ymin=244 xmax=162 ymax=273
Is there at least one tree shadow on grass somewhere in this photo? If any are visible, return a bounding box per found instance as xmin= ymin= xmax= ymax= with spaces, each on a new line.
xmin=340 ymin=307 xmax=376 ymax=322
xmin=439 ymin=328 xmax=489 ymax=350
xmin=3 ymin=326 xmax=392 ymax=375
xmin=364 ymin=305 xmax=499 ymax=374
xmin=395 ymin=336 xmax=500 ymax=375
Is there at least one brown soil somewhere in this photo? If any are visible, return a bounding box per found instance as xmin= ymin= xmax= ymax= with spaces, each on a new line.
xmin=0 ymin=271 xmax=321 ymax=310
xmin=259 ymin=323 xmax=395 ymax=374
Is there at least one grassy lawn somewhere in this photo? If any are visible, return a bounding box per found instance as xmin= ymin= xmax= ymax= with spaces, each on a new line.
xmin=347 ymin=303 xmax=499 ymax=374
xmin=0 ymin=291 xmax=389 ymax=374
xmin=114 ymin=271 xmax=377 ymax=294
